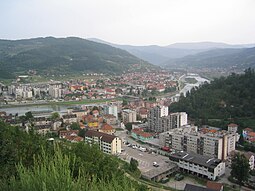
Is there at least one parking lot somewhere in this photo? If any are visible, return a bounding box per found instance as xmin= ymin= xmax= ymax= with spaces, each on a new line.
xmin=119 ymin=140 xmax=170 ymax=172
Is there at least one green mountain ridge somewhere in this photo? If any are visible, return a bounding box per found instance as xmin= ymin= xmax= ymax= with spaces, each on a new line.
xmin=164 ymin=47 xmax=255 ymax=69
xmin=0 ymin=37 xmax=155 ymax=79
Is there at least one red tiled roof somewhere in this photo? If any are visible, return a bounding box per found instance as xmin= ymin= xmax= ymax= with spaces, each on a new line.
xmin=228 ymin=123 xmax=238 ymax=127
xmin=85 ymin=130 xmax=116 ymax=143
xmin=248 ymin=132 xmax=255 ymax=137
xmin=206 ymin=181 xmax=223 ymax=191
xmin=101 ymin=123 xmax=113 ymax=131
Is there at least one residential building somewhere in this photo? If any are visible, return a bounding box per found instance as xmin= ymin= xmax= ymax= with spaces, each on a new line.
xmin=122 ymin=109 xmax=136 ymax=123
xmin=148 ymin=105 xmax=187 ymax=133
xmin=99 ymin=123 xmax=115 ymax=135
xmin=184 ymin=184 xmax=215 ymax=191
xmin=84 ymin=130 xmax=121 ymax=155
xmin=104 ymin=104 xmax=118 ymax=119
xmin=62 ymin=114 xmax=77 ymax=124
xmin=131 ymin=128 xmax=154 ymax=142
xmin=49 ymin=83 xmax=62 ymax=98
xmin=103 ymin=114 xmax=117 ymax=125
xmin=228 ymin=123 xmax=238 ymax=133
xmin=160 ymin=126 xmax=237 ymax=160
xmin=169 ymin=151 xmax=225 ymax=180
xmin=59 ymin=130 xmax=79 ymax=138
xmin=34 ymin=124 xmax=51 ymax=135
xmin=243 ymin=152 xmax=255 ymax=170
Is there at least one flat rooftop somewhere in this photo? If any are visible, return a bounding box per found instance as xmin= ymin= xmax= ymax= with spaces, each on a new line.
xmin=142 ymin=163 xmax=177 ymax=179
xmin=169 ymin=151 xmax=222 ymax=168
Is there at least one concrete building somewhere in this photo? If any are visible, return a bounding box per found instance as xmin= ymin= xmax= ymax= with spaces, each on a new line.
xmin=49 ymin=83 xmax=63 ymax=98
xmin=243 ymin=152 xmax=255 ymax=170
xmin=104 ymin=104 xmax=118 ymax=119
xmin=169 ymin=151 xmax=225 ymax=180
xmin=84 ymin=130 xmax=121 ymax=155
xmin=148 ymin=105 xmax=187 ymax=133
xmin=122 ymin=109 xmax=136 ymax=123
xmin=62 ymin=114 xmax=77 ymax=124
xmin=228 ymin=123 xmax=238 ymax=133
xmin=141 ymin=163 xmax=178 ymax=182
xmin=160 ymin=126 xmax=237 ymax=160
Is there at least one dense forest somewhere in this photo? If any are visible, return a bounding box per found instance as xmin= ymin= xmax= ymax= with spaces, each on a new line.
xmin=0 ymin=122 xmax=148 ymax=191
xmin=0 ymin=37 xmax=155 ymax=79
xmin=170 ymin=69 xmax=255 ymax=129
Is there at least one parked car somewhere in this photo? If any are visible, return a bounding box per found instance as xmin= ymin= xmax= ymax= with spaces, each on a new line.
xmin=153 ymin=162 xmax=159 ymax=167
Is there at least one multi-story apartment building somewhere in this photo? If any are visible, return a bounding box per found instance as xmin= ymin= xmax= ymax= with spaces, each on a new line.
xmin=160 ymin=126 xmax=237 ymax=160
xmin=122 ymin=109 xmax=136 ymax=123
xmin=84 ymin=130 xmax=121 ymax=155
xmin=148 ymin=105 xmax=187 ymax=133
xmin=104 ymin=104 xmax=118 ymax=119
xmin=49 ymin=83 xmax=63 ymax=98
xmin=169 ymin=151 xmax=225 ymax=180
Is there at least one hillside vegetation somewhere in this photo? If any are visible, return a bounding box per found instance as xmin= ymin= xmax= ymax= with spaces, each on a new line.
xmin=0 ymin=122 xmax=148 ymax=191
xmin=0 ymin=37 xmax=155 ymax=79
xmin=164 ymin=47 xmax=255 ymax=70
xmin=170 ymin=69 xmax=255 ymax=129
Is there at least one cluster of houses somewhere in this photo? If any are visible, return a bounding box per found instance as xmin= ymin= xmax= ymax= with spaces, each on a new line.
xmin=0 ymin=70 xmax=179 ymax=104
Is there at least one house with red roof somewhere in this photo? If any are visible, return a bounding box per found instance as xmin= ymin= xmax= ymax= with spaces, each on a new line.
xmin=131 ymin=128 xmax=154 ymax=142
xmin=99 ymin=123 xmax=115 ymax=135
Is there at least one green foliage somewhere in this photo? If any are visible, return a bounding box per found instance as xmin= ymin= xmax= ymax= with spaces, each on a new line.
xmin=165 ymin=47 xmax=255 ymax=70
xmin=70 ymin=122 xmax=80 ymax=130
xmin=50 ymin=112 xmax=60 ymax=121
xmin=0 ymin=37 xmax=155 ymax=79
xmin=231 ymin=153 xmax=250 ymax=185
xmin=0 ymin=122 xmax=148 ymax=191
xmin=129 ymin=158 xmax=139 ymax=172
xmin=171 ymin=69 xmax=255 ymax=127
xmin=78 ymin=128 xmax=87 ymax=137
xmin=125 ymin=123 xmax=133 ymax=131
xmin=25 ymin=111 xmax=34 ymax=121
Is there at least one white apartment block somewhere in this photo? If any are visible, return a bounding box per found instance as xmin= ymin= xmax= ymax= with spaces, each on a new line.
xmin=122 ymin=109 xmax=136 ymax=123
xmin=84 ymin=130 xmax=121 ymax=155
xmin=104 ymin=104 xmax=118 ymax=119
xmin=49 ymin=84 xmax=63 ymax=98
xmin=160 ymin=126 xmax=237 ymax=160
xmin=169 ymin=151 xmax=225 ymax=180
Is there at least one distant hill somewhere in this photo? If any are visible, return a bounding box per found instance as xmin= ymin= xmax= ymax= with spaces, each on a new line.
xmin=0 ymin=37 xmax=156 ymax=79
xmin=88 ymin=38 xmax=255 ymax=66
xmin=166 ymin=42 xmax=255 ymax=50
xmin=164 ymin=47 xmax=255 ymax=70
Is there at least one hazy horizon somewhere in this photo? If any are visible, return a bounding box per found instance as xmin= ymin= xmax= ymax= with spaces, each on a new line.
xmin=1 ymin=0 xmax=255 ymax=46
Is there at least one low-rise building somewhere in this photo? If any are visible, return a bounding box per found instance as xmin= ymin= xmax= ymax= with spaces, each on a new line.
xmin=99 ymin=123 xmax=115 ymax=135
xmin=131 ymin=128 xmax=154 ymax=142
xmin=34 ymin=124 xmax=51 ymax=135
xmin=84 ymin=130 xmax=121 ymax=155
xmin=103 ymin=114 xmax=117 ymax=125
xmin=62 ymin=114 xmax=77 ymax=124
xmin=243 ymin=152 xmax=255 ymax=170
xmin=169 ymin=151 xmax=225 ymax=180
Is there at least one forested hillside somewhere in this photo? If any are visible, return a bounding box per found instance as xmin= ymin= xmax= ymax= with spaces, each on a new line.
xmin=0 ymin=37 xmax=155 ymax=79
xmin=170 ymin=69 xmax=255 ymax=129
xmin=0 ymin=122 xmax=148 ymax=191
xmin=164 ymin=47 xmax=255 ymax=70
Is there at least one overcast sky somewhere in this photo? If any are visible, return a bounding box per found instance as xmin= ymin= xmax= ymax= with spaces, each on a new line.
xmin=1 ymin=0 xmax=255 ymax=45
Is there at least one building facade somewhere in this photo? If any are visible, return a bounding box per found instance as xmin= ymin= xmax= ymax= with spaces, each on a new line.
xmin=122 ymin=109 xmax=136 ymax=123
xmin=84 ymin=130 xmax=121 ymax=155
xmin=169 ymin=151 xmax=225 ymax=180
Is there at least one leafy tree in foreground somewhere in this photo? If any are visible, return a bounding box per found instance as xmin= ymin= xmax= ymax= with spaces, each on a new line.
xmin=130 ymin=158 xmax=139 ymax=172
xmin=231 ymin=153 xmax=250 ymax=185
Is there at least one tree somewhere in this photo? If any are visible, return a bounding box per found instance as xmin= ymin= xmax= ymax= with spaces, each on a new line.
xmin=231 ymin=153 xmax=250 ymax=185
xmin=51 ymin=112 xmax=60 ymax=121
xmin=70 ymin=122 xmax=80 ymax=130
xmin=25 ymin=111 xmax=33 ymax=121
xmin=129 ymin=158 xmax=138 ymax=172
xmin=238 ymin=133 xmax=245 ymax=145
xmin=125 ymin=123 xmax=132 ymax=132
xmin=78 ymin=128 xmax=87 ymax=137
xmin=122 ymin=99 xmax=128 ymax=106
